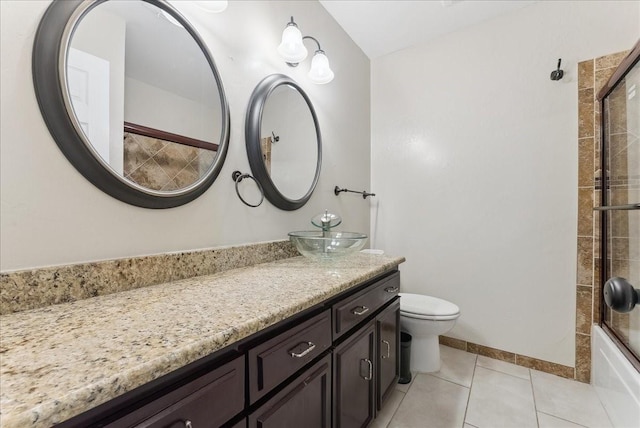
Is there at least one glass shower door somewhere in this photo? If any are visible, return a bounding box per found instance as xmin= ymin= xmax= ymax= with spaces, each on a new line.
xmin=599 ymin=49 xmax=640 ymax=365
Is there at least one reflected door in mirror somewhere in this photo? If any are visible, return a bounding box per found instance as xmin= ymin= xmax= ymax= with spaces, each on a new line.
xmin=33 ymin=0 xmax=230 ymax=208
xmin=67 ymin=0 xmax=223 ymax=192
xmin=261 ymin=84 xmax=318 ymax=200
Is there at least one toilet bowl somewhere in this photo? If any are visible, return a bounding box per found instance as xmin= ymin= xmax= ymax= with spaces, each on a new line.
xmin=399 ymin=292 xmax=460 ymax=373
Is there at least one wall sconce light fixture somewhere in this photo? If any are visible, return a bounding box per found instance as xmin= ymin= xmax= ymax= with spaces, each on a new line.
xmin=277 ymin=17 xmax=334 ymax=84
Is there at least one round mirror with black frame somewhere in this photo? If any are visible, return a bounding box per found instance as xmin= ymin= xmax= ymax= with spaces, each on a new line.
xmin=245 ymin=74 xmax=321 ymax=211
xmin=32 ymin=0 xmax=230 ymax=208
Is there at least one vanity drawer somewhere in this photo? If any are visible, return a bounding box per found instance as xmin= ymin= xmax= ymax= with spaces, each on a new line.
xmin=106 ymin=356 xmax=244 ymax=428
xmin=333 ymin=272 xmax=400 ymax=339
xmin=249 ymin=309 xmax=332 ymax=404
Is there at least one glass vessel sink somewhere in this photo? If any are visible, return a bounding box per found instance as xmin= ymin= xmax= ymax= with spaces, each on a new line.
xmin=288 ymin=231 xmax=368 ymax=260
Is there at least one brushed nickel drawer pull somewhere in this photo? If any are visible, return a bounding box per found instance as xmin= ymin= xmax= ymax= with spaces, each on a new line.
xmin=361 ymin=358 xmax=373 ymax=381
xmin=382 ymin=340 xmax=391 ymax=359
xmin=351 ymin=306 xmax=369 ymax=316
xmin=289 ymin=341 xmax=316 ymax=358
xmin=385 ymin=286 xmax=399 ymax=293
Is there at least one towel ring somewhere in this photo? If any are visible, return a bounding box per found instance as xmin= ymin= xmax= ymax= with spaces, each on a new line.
xmin=232 ymin=171 xmax=264 ymax=208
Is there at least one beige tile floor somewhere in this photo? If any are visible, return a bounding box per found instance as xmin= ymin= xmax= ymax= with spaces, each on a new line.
xmin=372 ymin=345 xmax=613 ymax=428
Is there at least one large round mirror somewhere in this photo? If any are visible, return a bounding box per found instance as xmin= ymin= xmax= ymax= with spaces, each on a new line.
xmin=33 ymin=0 xmax=229 ymax=208
xmin=245 ymin=74 xmax=321 ymax=210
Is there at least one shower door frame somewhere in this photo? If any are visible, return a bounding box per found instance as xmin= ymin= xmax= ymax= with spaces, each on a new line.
xmin=597 ymin=39 xmax=640 ymax=373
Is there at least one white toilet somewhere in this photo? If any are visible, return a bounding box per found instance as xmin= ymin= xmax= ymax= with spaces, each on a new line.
xmin=399 ymin=292 xmax=460 ymax=373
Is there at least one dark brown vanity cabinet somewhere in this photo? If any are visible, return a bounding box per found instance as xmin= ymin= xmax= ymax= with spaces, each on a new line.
xmin=249 ymin=272 xmax=399 ymax=428
xmin=229 ymin=419 xmax=247 ymax=428
xmin=68 ymin=270 xmax=400 ymax=428
xmin=333 ymin=321 xmax=377 ymax=428
xmin=105 ymin=356 xmax=245 ymax=428
xmin=332 ymin=272 xmax=400 ymax=428
xmin=249 ymin=355 xmax=332 ymax=428
xmin=331 ymin=302 xmax=401 ymax=428
xmin=333 ymin=272 xmax=400 ymax=340
xmin=248 ymin=310 xmax=332 ymax=404
xmin=376 ymin=299 xmax=400 ymax=409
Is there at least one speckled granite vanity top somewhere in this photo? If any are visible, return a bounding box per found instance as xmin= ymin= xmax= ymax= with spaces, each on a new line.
xmin=0 ymin=253 xmax=404 ymax=428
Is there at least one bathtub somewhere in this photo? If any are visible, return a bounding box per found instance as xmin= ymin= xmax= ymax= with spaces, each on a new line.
xmin=591 ymin=325 xmax=640 ymax=427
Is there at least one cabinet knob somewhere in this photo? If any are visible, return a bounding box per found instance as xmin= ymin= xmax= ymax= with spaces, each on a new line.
xmin=185 ymin=421 xmax=193 ymax=428
xmin=351 ymin=306 xmax=370 ymax=316
xmin=384 ymin=286 xmax=399 ymax=293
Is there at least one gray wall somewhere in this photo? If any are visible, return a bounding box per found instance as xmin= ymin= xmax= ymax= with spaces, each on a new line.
xmin=370 ymin=0 xmax=639 ymax=366
xmin=0 ymin=0 xmax=371 ymax=271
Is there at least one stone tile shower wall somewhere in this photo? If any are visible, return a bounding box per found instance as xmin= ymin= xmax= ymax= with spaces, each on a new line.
xmin=123 ymin=132 xmax=216 ymax=191
xmin=576 ymin=50 xmax=629 ymax=383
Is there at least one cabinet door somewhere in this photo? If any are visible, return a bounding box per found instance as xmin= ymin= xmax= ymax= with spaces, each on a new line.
xmin=377 ymin=299 xmax=400 ymax=409
xmin=249 ymin=354 xmax=331 ymax=428
xmin=333 ymin=321 xmax=376 ymax=428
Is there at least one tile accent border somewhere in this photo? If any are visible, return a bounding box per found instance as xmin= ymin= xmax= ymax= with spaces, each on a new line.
xmin=440 ymin=336 xmax=574 ymax=379
xmin=0 ymin=240 xmax=299 ymax=315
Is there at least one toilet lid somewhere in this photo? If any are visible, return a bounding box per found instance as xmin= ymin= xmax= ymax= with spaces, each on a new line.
xmin=399 ymin=293 xmax=460 ymax=317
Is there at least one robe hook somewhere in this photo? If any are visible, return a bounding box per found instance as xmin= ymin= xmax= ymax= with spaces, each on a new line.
xmin=550 ymin=58 xmax=564 ymax=81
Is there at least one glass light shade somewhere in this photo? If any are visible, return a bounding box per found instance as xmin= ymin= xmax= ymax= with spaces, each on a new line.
xmin=308 ymin=51 xmax=334 ymax=84
xmin=194 ymin=1 xmax=228 ymax=13
xmin=277 ymin=25 xmax=308 ymax=64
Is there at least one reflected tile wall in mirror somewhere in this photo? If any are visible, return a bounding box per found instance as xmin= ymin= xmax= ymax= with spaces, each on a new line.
xmin=123 ymin=132 xmax=215 ymax=190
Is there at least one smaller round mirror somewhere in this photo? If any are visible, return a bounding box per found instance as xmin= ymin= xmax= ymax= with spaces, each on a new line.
xmin=245 ymin=74 xmax=322 ymax=210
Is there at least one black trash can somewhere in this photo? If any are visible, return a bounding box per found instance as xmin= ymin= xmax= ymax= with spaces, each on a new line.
xmin=398 ymin=332 xmax=412 ymax=384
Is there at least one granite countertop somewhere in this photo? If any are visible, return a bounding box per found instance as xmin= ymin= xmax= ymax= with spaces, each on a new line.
xmin=0 ymin=253 xmax=404 ymax=428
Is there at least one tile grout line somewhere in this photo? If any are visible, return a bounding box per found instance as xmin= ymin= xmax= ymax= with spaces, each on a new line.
xmin=387 ymin=371 xmax=417 ymax=428
xmin=425 ymin=372 xmax=473 ymax=389
xmin=461 ymin=353 xmax=478 ymax=427
xmin=528 ymin=368 xmax=541 ymax=428
xmin=392 ymin=344 xmax=616 ymax=428
xmin=383 ymin=390 xmax=407 ymax=428
xmin=475 ymin=363 xmax=531 ymax=382
xmin=536 ymin=410 xmax=589 ymax=428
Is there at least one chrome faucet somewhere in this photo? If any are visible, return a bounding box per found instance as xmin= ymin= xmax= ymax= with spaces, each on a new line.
xmin=312 ymin=210 xmax=342 ymax=238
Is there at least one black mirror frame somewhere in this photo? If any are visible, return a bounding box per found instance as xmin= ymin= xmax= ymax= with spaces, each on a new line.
xmin=245 ymin=74 xmax=322 ymax=211
xmin=32 ymin=0 xmax=230 ymax=209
